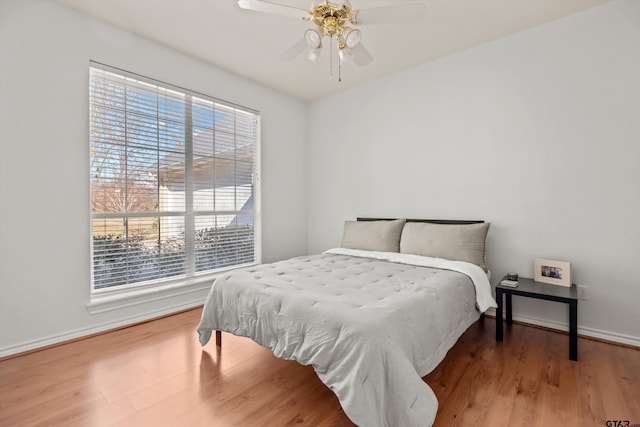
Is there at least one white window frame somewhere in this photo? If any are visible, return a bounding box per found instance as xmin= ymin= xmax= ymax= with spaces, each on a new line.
xmin=87 ymin=62 xmax=261 ymax=313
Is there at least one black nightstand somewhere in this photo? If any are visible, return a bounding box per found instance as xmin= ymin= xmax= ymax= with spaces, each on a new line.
xmin=495 ymin=277 xmax=578 ymax=361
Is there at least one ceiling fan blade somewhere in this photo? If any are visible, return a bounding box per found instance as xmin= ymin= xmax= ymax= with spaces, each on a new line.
xmin=281 ymin=38 xmax=308 ymax=61
xmin=354 ymin=4 xmax=426 ymax=25
xmin=237 ymin=0 xmax=309 ymax=20
xmin=350 ymin=43 xmax=373 ymax=66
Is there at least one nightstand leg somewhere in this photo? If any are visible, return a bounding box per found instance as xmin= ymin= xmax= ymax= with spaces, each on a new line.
xmin=506 ymin=294 xmax=513 ymax=325
xmin=569 ymin=301 xmax=578 ymax=361
xmin=496 ymin=289 xmax=503 ymax=341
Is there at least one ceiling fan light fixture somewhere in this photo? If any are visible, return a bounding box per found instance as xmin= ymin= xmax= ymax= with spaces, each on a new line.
xmin=306 ymin=47 xmax=322 ymax=62
xmin=304 ymin=28 xmax=322 ymax=49
xmin=338 ymin=47 xmax=353 ymax=62
xmin=342 ymin=27 xmax=361 ymax=49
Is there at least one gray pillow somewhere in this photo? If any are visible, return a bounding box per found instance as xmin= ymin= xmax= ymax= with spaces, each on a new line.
xmin=399 ymin=222 xmax=490 ymax=271
xmin=341 ymin=219 xmax=406 ymax=252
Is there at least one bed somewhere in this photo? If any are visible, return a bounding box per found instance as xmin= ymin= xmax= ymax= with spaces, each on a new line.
xmin=197 ymin=218 xmax=497 ymax=426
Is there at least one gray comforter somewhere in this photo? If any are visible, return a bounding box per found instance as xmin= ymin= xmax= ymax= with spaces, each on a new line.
xmin=198 ymin=249 xmax=495 ymax=426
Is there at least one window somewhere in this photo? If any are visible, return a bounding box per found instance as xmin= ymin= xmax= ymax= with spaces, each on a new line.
xmin=89 ymin=63 xmax=260 ymax=293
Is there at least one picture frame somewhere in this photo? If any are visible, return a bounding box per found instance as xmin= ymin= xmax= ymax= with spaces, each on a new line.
xmin=534 ymin=258 xmax=571 ymax=287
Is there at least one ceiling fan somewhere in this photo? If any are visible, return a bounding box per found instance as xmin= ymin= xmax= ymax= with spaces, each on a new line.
xmin=237 ymin=0 xmax=426 ymax=81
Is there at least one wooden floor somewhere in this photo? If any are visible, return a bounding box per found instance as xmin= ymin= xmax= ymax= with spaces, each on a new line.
xmin=1 ymin=309 xmax=638 ymax=427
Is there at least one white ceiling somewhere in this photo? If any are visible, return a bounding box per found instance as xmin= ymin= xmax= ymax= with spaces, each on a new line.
xmin=57 ymin=0 xmax=608 ymax=101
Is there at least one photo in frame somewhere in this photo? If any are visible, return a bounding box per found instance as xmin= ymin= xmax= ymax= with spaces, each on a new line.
xmin=534 ymin=258 xmax=571 ymax=287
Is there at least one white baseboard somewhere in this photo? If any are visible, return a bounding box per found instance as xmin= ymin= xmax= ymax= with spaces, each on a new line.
xmin=485 ymin=308 xmax=640 ymax=348
xmin=0 ymin=298 xmax=205 ymax=359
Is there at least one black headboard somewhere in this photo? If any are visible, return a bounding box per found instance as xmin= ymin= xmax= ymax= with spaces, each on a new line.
xmin=356 ymin=218 xmax=484 ymax=225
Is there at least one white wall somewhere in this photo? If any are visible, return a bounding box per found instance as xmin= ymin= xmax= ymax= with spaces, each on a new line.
xmin=0 ymin=0 xmax=307 ymax=355
xmin=307 ymin=0 xmax=640 ymax=345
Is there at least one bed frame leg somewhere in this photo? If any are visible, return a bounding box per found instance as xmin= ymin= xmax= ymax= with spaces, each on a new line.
xmin=215 ymin=330 xmax=222 ymax=347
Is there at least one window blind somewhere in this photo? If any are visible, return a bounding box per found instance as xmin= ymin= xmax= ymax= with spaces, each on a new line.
xmin=90 ymin=62 xmax=260 ymax=290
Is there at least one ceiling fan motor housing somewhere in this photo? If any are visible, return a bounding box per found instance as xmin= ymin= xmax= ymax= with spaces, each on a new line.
xmin=310 ymin=1 xmax=354 ymax=37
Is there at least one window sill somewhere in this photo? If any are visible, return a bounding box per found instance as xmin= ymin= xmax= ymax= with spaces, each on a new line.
xmin=86 ymin=263 xmax=255 ymax=314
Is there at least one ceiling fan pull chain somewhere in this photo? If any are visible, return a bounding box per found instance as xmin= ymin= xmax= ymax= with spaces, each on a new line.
xmin=329 ymin=36 xmax=333 ymax=80
xmin=338 ymin=48 xmax=342 ymax=82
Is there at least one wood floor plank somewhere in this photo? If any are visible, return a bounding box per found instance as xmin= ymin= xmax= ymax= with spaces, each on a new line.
xmin=596 ymin=344 xmax=636 ymax=420
xmin=1 ymin=308 xmax=639 ymax=426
